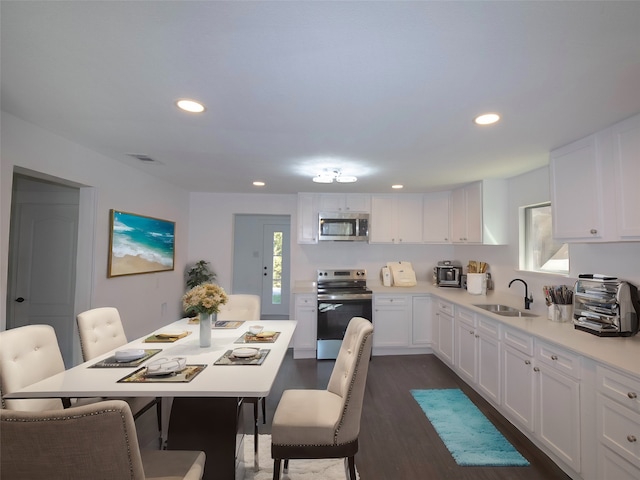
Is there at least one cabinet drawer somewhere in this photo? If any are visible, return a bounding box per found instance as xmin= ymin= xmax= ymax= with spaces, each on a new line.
xmin=597 ymin=365 xmax=640 ymax=414
xmin=375 ymin=295 xmax=409 ymax=306
xmin=535 ymin=341 xmax=581 ymax=380
xmin=456 ymin=307 xmax=475 ymax=325
xmin=295 ymin=295 xmax=315 ymax=307
xmin=435 ymin=299 xmax=454 ymax=316
xmin=502 ymin=327 xmax=533 ymax=356
xmin=598 ymin=394 xmax=640 ymax=464
xmin=477 ymin=315 xmax=500 ymax=339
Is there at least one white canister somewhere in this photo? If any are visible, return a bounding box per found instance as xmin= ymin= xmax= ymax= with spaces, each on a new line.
xmin=467 ymin=273 xmax=487 ymax=295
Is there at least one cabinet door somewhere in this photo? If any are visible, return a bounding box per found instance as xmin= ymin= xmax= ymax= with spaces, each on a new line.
xmin=344 ymin=194 xmax=370 ymax=213
xmin=477 ymin=316 xmax=501 ymax=405
xmin=451 ymin=187 xmax=467 ymax=243
xmin=536 ymin=365 xmax=581 ymax=471
xmin=550 ymin=135 xmax=605 ymax=240
xmin=411 ymin=296 xmax=431 ymax=346
xmin=373 ymin=296 xmax=410 ymax=347
xmin=502 ymin=345 xmax=535 ymax=431
xmin=423 ymin=191 xmax=450 ymax=243
xmin=612 ymin=114 xmax=640 ymax=239
xmin=455 ymin=315 xmax=476 ymax=384
xmin=297 ymin=194 xmax=318 ymax=244
xmin=293 ymin=294 xmax=316 ymax=353
xmin=370 ymin=195 xmax=396 ymax=243
xmin=395 ymin=195 xmax=423 ymax=243
xmin=436 ymin=311 xmax=455 ymax=366
xmin=464 ymin=182 xmax=482 ymax=243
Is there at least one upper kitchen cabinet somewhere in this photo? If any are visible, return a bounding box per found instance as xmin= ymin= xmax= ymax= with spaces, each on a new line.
xmin=550 ymin=113 xmax=640 ymax=242
xmin=297 ymin=193 xmax=318 ymax=244
xmin=550 ymin=134 xmax=608 ymax=241
xmin=423 ymin=191 xmax=451 ymax=243
xmin=612 ymin=114 xmax=640 ymax=239
xmin=370 ymin=194 xmax=423 ymax=244
xmin=451 ymin=180 xmax=507 ymax=244
xmin=317 ymin=193 xmax=370 ymax=213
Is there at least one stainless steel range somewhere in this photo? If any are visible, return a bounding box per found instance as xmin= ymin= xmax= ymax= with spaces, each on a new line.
xmin=316 ymin=269 xmax=372 ymax=359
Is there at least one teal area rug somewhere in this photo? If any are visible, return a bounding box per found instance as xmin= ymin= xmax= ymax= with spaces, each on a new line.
xmin=411 ymin=388 xmax=530 ymax=467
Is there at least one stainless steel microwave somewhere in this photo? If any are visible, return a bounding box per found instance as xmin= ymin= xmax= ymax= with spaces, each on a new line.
xmin=318 ymin=212 xmax=369 ymax=242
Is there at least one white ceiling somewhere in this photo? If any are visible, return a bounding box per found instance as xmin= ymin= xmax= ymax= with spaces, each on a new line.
xmin=2 ymin=1 xmax=640 ymax=194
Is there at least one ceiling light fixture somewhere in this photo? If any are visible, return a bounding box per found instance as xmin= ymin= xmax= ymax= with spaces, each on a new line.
xmin=474 ymin=112 xmax=501 ymax=125
xmin=392 ymin=184 xmax=404 ymax=189
xmin=253 ymin=181 xmax=265 ymax=187
xmin=176 ymin=99 xmax=206 ymax=113
xmin=312 ymin=169 xmax=357 ymax=184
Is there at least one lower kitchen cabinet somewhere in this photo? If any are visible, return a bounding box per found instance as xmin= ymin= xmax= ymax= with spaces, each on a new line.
xmin=411 ymin=295 xmax=431 ymax=347
xmin=433 ymin=299 xmax=455 ymax=366
xmin=475 ymin=315 xmax=501 ymax=405
xmin=373 ymin=294 xmax=411 ymax=349
xmin=596 ymin=365 xmax=640 ymax=480
xmin=293 ymin=293 xmax=316 ymax=358
xmin=502 ymin=327 xmax=536 ymax=432
xmin=455 ymin=307 xmax=476 ymax=383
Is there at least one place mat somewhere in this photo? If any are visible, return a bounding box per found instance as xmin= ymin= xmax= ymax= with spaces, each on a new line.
xmin=214 ymin=349 xmax=270 ymax=366
xmin=213 ymin=320 xmax=245 ymax=329
xmin=235 ymin=332 xmax=281 ymax=344
xmin=144 ymin=331 xmax=191 ymax=343
xmin=89 ymin=349 xmax=162 ymax=368
xmin=118 ymin=364 xmax=207 ymax=383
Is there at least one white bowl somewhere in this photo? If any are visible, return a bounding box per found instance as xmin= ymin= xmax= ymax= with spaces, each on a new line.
xmin=114 ymin=349 xmax=146 ymax=363
xmin=248 ymin=325 xmax=263 ymax=335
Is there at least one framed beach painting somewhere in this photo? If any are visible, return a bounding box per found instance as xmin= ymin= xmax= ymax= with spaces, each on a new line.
xmin=108 ymin=210 xmax=175 ymax=277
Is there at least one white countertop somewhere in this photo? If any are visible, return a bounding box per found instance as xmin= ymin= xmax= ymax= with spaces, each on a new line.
xmin=294 ymin=279 xmax=639 ymax=377
xmin=5 ymin=319 xmax=297 ymax=400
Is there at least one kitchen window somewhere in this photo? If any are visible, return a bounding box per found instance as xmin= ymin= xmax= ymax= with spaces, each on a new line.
xmin=521 ymin=203 xmax=569 ymax=274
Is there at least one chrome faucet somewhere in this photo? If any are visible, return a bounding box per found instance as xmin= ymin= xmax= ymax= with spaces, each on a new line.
xmin=509 ymin=278 xmax=533 ymax=310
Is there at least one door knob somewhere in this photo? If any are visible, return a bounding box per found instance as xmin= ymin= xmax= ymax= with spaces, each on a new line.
xmin=15 ymin=297 xmax=25 ymax=303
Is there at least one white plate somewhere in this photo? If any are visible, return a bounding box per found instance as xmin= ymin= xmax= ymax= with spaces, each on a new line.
xmin=145 ymin=357 xmax=186 ymax=376
xmin=114 ymin=349 xmax=146 ymax=362
xmin=232 ymin=347 xmax=260 ymax=358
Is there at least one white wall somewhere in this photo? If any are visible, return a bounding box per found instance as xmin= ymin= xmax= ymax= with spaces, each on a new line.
xmin=1 ymin=112 xmax=191 ymax=340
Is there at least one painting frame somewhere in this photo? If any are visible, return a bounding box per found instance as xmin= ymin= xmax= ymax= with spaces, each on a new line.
xmin=108 ymin=209 xmax=175 ymax=278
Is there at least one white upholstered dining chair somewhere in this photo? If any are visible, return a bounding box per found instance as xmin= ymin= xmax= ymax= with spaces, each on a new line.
xmin=0 ymin=324 xmax=89 ymax=411
xmin=76 ymin=307 xmax=162 ymax=433
xmin=218 ymin=293 xmax=265 ymax=470
xmin=270 ymin=316 xmax=374 ymax=480
xmin=1 ymin=399 xmax=205 ymax=480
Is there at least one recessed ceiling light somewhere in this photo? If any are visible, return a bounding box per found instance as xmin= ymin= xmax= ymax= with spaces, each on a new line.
xmin=474 ymin=113 xmax=500 ymax=125
xmin=176 ymin=99 xmax=205 ymax=113
xmin=253 ymin=181 xmax=265 ymax=187
xmin=392 ymin=184 xmax=404 ymax=189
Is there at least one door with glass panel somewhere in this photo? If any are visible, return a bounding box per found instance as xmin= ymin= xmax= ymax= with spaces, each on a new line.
xmin=261 ymin=223 xmax=290 ymax=316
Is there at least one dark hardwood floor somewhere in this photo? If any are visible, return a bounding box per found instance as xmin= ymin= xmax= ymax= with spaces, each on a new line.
xmin=138 ymin=351 xmax=571 ymax=480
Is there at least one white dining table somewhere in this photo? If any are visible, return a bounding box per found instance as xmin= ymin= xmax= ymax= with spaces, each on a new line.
xmin=5 ymin=318 xmax=297 ymax=480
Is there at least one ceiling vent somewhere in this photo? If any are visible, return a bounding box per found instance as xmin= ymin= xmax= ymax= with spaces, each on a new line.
xmin=127 ymin=153 xmax=161 ymax=164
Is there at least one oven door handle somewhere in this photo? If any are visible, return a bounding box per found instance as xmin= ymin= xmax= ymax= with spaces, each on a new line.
xmin=317 ymin=293 xmax=373 ymax=301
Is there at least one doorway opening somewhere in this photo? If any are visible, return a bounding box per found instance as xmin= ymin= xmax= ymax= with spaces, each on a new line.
xmin=232 ymin=215 xmax=290 ymax=320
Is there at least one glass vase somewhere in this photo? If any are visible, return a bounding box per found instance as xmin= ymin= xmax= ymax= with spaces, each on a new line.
xmin=199 ymin=312 xmax=214 ymax=347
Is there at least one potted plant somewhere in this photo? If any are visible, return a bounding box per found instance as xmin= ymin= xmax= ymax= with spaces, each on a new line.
xmin=184 ymin=260 xmax=216 ymax=318
xmin=186 ymin=260 xmax=216 ymax=289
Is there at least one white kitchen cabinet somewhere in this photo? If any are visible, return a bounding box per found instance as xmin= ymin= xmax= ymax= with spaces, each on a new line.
xmin=411 ymin=295 xmax=431 ymax=347
xmin=370 ymin=194 xmax=423 ymax=244
xmin=293 ymin=294 xmax=316 ymax=358
xmin=596 ymin=365 xmax=640 ymax=480
xmin=455 ymin=307 xmax=476 ymax=384
xmin=475 ymin=315 xmax=501 ymax=406
xmin=535 ymin=341 xmax=582 ymax=472
xmin=450 ymin=179 xmax=507 ymax=244
xmin=373 ymin=295 xmax=411 ymax=348
xmin=317 ymin=193 xmax=370 ymax=213
xmin=422 ymin=191 xmax=451 ymax=243
xmin=297 ymin=193 xmax=318 ymax=244
xmin=612 ymin=114 xmax=640 ymax=239
xmin=433 ymin=298 xmax=455 ymax=366
xmin=550 ymin=134 xmax=607 ymax=241
xmin=501 ymin=327 xmax=535 ymax=432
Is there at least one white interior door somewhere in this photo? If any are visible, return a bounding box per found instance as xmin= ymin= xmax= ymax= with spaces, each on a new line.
xmin=8 ymin=202 xmax=79 ymax=367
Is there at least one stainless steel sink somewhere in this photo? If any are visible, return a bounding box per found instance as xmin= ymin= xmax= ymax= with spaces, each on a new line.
xmin=473 ymin=304 xmax=538 ymax=317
